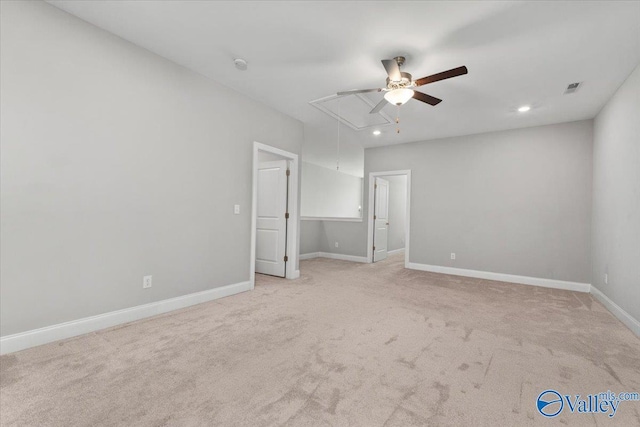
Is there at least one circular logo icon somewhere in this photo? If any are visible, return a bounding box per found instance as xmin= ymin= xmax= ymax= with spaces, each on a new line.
xmin=537 ymin=390 xmax=564 ymax=417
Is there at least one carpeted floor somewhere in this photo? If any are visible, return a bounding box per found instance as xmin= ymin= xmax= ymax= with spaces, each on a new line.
xmin=1 ymin=254 xmax=639 ymax=426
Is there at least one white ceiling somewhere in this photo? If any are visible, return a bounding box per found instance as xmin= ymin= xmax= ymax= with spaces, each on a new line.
xmin=49 ymin=1 xmax=640 ymax=149
xmin=303 ymin=109 xmax=365 ymax=177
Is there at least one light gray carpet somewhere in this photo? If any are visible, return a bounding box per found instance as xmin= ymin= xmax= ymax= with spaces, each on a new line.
xmin=1 ymin=254 xmax=639 ymax=426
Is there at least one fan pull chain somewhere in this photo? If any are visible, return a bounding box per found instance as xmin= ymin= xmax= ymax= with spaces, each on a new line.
xmin=336 ymin=99 xmax=340 ymax=171
xmin=396 ymin=105 xmax=401 ymax=134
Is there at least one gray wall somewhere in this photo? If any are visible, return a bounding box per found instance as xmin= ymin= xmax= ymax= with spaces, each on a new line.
xmin=371 ymin=120 xmax=593 ymax=283
xmin=317 ymin=221 xmax=365 ymax=256
xmin=300 ymin=221 xmax=323 ymax=255
xmin=385 ymin=176 xmax=407 ymax=252
xmin=592 ymin=64 xmax=640 ymax=322
xmin=0 ymin=1 xmax=303 ymax=336
xmin=299 ymin=220 xmax=364 ymax=256
xmin=301 ymin=162 xmax=362 ymax=218
xmin=315 ymin=121 xmax=594 ymax=284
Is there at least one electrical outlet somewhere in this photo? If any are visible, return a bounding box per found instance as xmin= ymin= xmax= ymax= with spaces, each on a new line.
xmin=335 ymin=242 xmax=339 ymax=248
xmin=451 ymin=253 xmax=456 ymax=260
xmin=234 ymin=204 xmax=240 ymax=215
xmin=143 ymin=275 xmax=152 ymax=289
xmin=604 ymin=274 xmax=608 ymax=285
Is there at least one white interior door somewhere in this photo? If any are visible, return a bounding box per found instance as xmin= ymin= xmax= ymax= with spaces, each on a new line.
xmin=256 ymin=160 xmax=289 ymax=277
xmin=373 ymin=177 xmax=389 ymax=262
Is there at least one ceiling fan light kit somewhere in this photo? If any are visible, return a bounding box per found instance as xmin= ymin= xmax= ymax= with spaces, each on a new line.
xmin=384 ymin=88 xmax=415 ymax=105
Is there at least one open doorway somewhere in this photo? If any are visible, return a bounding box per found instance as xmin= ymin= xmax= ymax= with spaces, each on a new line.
xmin=367 ymin=170 xmax=411 ymax=267
xmin=250 ymin=142 xmax=300 ymax=286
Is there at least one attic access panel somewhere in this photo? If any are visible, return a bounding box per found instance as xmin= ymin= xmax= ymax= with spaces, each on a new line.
xmin=309 ymin=94 xmax=393 ymax=131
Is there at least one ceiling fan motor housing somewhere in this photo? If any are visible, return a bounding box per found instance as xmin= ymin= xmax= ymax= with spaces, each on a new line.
xmin=394 ymin=56 xmax=406 ymax=67
xmin=386 ymin=72 xmax=413 ymax=89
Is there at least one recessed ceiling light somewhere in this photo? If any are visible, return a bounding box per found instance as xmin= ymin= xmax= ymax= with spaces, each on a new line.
xmin=373 ymin=130 xmax=381 ymax=136
xmin=518 ymin=105 xmax=531 ymax=112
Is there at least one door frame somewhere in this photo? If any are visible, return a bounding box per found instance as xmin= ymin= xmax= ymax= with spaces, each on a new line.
xmin=251 ymin=142 xmax=300 ymax=286
xmin=372 ymin=177 xmax=390 ymax=263
xmin=366 ymin=170 xmax=411 ymax=267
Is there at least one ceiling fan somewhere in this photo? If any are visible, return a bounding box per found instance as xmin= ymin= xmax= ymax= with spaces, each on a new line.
xmin=337 ymin=56 xmax=468 ymax=114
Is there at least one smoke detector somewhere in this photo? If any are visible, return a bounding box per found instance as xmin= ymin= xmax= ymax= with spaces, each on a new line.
xmin=234 ymin=58 xmax=248 ymax=71
xmin=564 ymin=82 xmax=581 ymax=94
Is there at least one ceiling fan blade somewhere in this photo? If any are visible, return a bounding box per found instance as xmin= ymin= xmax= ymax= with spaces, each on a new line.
xmin=369 ymin=98 xmax=388 ymax=114
xmin=415 ymin=66 xmax=468 ymax=87
xmin=337 ymin=88 xmax=382 ymax=96
xmin=381 ymin=59 xmax=402 ymax=81
xmin=413 ymin=91 xmax=442 ymax=106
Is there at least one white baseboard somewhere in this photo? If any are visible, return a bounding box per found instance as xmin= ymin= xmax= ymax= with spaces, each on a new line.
xmin=301 ymin=217 xmax=363 ymax=222
xmin=0 ymin=280 xmax=252 ymax=355
xmin=590 ymin=285 xmax=640 ymax=337
xmin=406 ymin=263 xmax=591 ymax=293
xmin=319 ymin=252 xmax=369 ymax=263
xmin=387 ymin=248 xmax=405 ymax=255
xmin=299 ymin=252 xmax=369 ymax=263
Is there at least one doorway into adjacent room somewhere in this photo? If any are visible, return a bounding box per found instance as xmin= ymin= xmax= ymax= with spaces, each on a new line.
xmin=251 ymin=142 xmax=300 ymax=284
xmin=367 ymin=170 xmax=411 ymax=265
xmin=256 ymin=157 xmax=290 ymax=277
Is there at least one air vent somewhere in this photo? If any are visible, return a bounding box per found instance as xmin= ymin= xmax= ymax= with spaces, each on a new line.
xmin=564 ymin=82 xmax=581 ymax=95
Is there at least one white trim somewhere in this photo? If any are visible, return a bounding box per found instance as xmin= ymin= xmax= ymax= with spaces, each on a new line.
xmin=591 ymin=285 xmax=640 ymax=337
xmin=299 ymin=252 xmax=368 ymax=263
xmin=406 ymin=262 xmax=591 ymax=293
xmin=367 ymin=170 xmax=411 ymax=267
xmin=0 ymin=281 xmax=251 ymax=355
xmin=387 ymin=248 xmax=405 ymax=256
xmin=301 ymin=217 xmax=363 ymax=222
xmin=299 ymin=252 xmax=321 ymax=260
xmin=309 ymin=93 xmax=394 ymax=131
xmin=251 ymin=142 xmax=299 ymax=282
